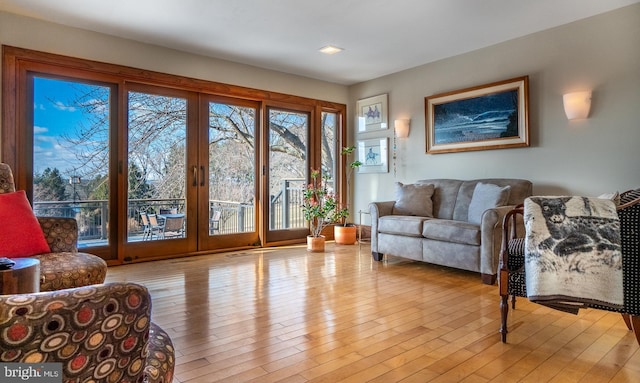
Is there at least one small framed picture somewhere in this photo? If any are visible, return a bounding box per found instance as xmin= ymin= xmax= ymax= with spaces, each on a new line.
xmin=357 ymin=138 xmax=388 ymax=173
xmin=356 ymin=94 xmax=388 ymax=133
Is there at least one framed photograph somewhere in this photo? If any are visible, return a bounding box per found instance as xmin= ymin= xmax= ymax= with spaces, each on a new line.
xmin=357 ymin=138 xmax=388 ymax=173
xmin=425 ymin=76 xmax=529 ymax=154
xmin=356 ymin=94 xmax=388 ymax=133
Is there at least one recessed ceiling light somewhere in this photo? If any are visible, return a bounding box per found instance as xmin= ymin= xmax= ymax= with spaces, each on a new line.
xmin=319 ymin=45 xmax=343 ymax=55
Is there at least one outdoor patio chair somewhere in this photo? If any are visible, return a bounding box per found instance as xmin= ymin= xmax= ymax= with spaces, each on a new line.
xmin=140 ymin=211 xmax=152 ymax=240
xmin=147 ymin=214 xmax=165 ymax=240
xmin=210 ymin=209 xmax=221 ymax=234
xmin=162 ymin=215 xmax=185 ymax=239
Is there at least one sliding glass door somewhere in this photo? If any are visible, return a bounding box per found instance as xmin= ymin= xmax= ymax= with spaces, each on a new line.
xmin=265 ymin=106 xmax=312 ymax=243
xmin=31 ymin=75 xmax=116 ymax=260
xmin=198 ymin=96 xmax=260 ymax=250
xmin=123 ymin=84 xmax=198 ymax=259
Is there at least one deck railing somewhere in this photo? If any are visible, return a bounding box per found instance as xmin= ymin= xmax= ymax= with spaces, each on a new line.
xmin=32 ymin=178 xmax=310 ymax=246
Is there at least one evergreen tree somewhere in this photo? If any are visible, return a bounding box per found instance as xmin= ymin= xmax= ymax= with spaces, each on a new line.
xmin=87 ymin=174 xmax=109 ymax=200
xmin=128 ymin=163 xmax=154 ymax=200
xmin=33 ymin=167 xmax=68 ymax=202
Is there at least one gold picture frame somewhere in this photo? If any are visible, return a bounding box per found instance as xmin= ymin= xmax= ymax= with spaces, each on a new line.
xmin=425 ymin=76 xmax=529 ymax=154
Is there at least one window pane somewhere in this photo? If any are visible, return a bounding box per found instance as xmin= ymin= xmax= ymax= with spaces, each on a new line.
xmin=268 ymin=109 xmax=308 ymax=230
xmin=127 ymin=91 xmax=187 ymax=241
xmin=32 ymin=76 xmax=111 ymax=248
xmin=208 ymin=102 xmax=256 ymax=235
xmin=321 ymin=111 xmax=338 ymax=190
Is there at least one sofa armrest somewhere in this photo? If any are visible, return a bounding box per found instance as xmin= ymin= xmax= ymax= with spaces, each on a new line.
xmin=37 ymin=216 xmax=78 ymax=253
xmin=145 ymin=322 xmax=176 ymax=383
xmin=369 ymin=201 xmax=394 ymax=220
xmin=369 ymin=201 xmax=395 ymax=254
xmin=479 ymin=205 xmax=519 ymax=281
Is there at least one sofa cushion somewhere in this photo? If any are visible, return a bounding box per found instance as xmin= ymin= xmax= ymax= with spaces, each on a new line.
xmin=467 ymin=182 xmax=511 ymax=224
xmin=0 ymin=190 xmax=51 ymax=257
xmin=392 ymin=182 xmax=435 ymax=217
xmin=423 ymin=219 xmax=481 ymax=246
xmin=378 ymin=215 xmax=429 ymax=237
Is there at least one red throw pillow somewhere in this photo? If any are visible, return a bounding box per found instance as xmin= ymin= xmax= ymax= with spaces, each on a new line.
xmin=0 ymin=190 xmax=51 ymax=257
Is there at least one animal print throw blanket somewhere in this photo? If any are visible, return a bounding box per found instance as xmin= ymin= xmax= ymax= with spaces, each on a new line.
xmin=524 ymin=196 xmax=623 ymax=314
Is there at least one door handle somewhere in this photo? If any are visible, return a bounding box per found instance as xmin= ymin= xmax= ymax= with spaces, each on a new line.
xmin=192 ymin=166 xmax=197 ymax=187
xmin=200 ymin=166 xmax=205 ymax=187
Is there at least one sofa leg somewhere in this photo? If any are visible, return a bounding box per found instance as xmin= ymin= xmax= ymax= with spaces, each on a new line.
xmin=372 ymin=252 xmax=384 ymax=261
xmin=481 ymin=273 xmax=496 ymax=285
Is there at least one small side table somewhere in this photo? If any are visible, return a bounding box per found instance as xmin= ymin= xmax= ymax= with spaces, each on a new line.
xmin=0 ymin=258 xmax=40 ymax=294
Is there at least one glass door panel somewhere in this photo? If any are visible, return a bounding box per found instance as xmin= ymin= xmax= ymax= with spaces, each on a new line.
xmin=265 ymin=108 xmax=310 ymax=242
xmin=198 ymin=98 xmax=260 ymax=250
xmin=32 ymin=76 xmax=113 ymax=253
xmin=321 ymin=111 xmax=338 ymax=192
xmin=207 ymin=102 xmax=256 ymax=235
xmin=124 ymin=86 xmax=197 ymax=258
xmin=126 ymin=91 xmax=187 ymax=242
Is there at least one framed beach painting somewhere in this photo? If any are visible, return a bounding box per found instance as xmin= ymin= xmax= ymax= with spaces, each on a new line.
xmin=357 ymin=94 xmax=388 ymax=133
xmin=357 ymin=138 xmax=388 ymax=173
xmin=425 ymin=76 xmax=529 ymax=154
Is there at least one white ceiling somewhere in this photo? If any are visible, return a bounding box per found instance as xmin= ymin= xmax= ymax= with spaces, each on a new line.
xmin=1 ymin=0 xmax=638 ymax=85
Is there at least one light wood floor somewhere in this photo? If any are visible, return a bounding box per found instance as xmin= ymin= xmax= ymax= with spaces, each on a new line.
xmin=105 ymin=243 xmax=640 ymax=383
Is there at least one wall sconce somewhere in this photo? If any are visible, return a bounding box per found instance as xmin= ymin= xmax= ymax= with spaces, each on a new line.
xmin=394 ymin=119 xmax=410 ymax=138
xmin=563 ymin=91 xmax=592 ymax=120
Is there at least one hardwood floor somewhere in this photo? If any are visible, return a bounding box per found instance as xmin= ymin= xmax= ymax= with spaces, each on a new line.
xmin=105 ymin=243 xmax=640 ymax=382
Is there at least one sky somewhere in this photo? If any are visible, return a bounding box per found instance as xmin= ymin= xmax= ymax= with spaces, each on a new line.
xmin=33 ymin=76 xmax=108 ymax=177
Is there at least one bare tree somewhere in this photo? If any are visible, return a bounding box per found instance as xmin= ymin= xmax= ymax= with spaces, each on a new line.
xmin=65 ymin=88 xmax=331 ymax=208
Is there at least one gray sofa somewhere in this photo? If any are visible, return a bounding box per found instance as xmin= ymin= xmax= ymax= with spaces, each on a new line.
xmin=369 ymin=178 xmax=532 ymax=284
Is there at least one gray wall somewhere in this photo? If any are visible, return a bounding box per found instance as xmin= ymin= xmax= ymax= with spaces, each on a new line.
xmin=350 ymin=4 xmax=640 ymax=223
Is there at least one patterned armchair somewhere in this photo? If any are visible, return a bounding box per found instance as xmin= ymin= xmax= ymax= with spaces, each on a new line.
xmin=0 ymin=283 xmax=174 ymax=382
xmin=498 ymin=189 xmax=640 ymax=344
xmin=0 ymin=163 xmax=107 ymax=291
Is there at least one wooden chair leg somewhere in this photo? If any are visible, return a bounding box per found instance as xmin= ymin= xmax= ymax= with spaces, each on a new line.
xmin=621 ymin=314 xmax=640 ymax=346
xmin=630 ymin=315 xmax=640 ymax=346
xmin=633 ymin=316 xmax=640 ymax=346
xmin=500 ymin=294 xmax=509 ymax=343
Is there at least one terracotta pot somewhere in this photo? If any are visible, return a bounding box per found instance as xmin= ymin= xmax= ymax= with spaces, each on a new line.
xmin=334 ymin=225 xmax=357 ymax=245
xmin=307 ymin=235 xmax=326 ymax=252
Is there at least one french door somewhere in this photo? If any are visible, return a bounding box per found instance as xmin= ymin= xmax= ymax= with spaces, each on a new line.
xmin=198 ymin=96 xmax=260 ymax=250
xmin=263 ymin=105 xmax=341 ymax=244
xmin=5 ymin=47 xmax=344 ymax=263
xmin=264 ymin=106 xmax=312 ymax=243
xmin=124 ymin=87 xmax=263 ymax=258
xmin=122 ymin=84 xmax=199 ymax=260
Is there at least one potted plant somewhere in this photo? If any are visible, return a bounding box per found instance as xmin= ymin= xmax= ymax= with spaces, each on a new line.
xmin=334 ymin=145 xmax=362 ymax=245
xmin=302 ymin=169 xmax=339 ymax=252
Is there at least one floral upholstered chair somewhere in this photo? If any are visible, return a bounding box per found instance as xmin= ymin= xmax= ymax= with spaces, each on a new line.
xmin=0 ymin=282 xmax=174 ymax=383
xmin=0 ymin=163 xmax=107 ymax=291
